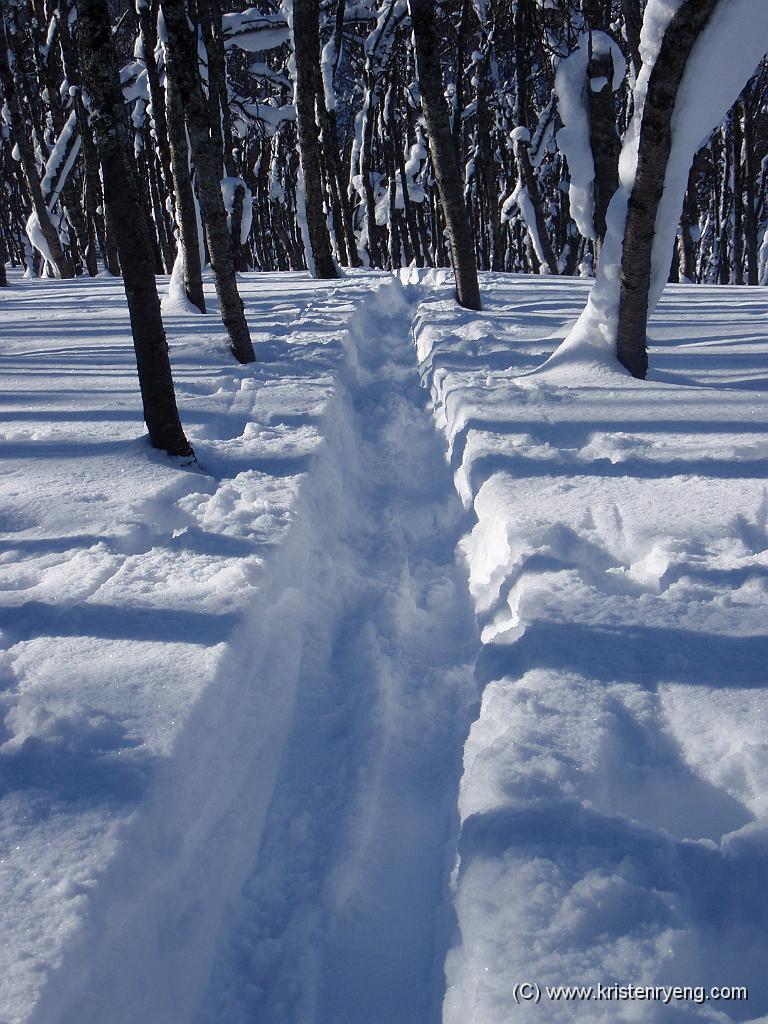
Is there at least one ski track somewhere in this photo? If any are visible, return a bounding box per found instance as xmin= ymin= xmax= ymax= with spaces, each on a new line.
xmin=199 ymin=279 xmax=479 ymax=1024
xmin=12 ymin=275 xmax=479 ymax=1024
xmin=7 ymin=270 xmax=766 ymax=1024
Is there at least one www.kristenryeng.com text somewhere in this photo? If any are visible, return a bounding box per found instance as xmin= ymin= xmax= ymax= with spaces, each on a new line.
xmin=510 ymin=982 xmax=748 ymax=1006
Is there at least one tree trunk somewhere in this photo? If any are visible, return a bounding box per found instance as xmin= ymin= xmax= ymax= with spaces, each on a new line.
xmin=588 ymin=43 xmax=621 ymax=262
xmin=360 ymin=91 xmax=384 ymax=267
xmin=478 ymin=64 xmax=503 ymax=272
xmin=292 ymin=0 xmax=337 ymax=278
xmin=74 ymin=0 xmax=193 ymax=458
xmin=617 ymin=0 xmax=719 ymax=379
xmin=741 ymin=91 xmax=759 ymax=286
xmin=621 ymin=0 xmax=642 ymax=79
xmin=57 ymin=0 xmax=109 ymax=275
xmin=409 ymin=0 xmax=480 ymax=309
xmin=678 ymin=160 xmax=700 ymax=283
xmin=160 ymin=0 xmax=255 ymax=363
xmin=312 ymin=22 xmax=361 ymax=268
xmin=0 ymin=7 xmax=74 ymax=279
xmin=511 ymin=4 xmax=558 ymax=276
xmin=730 ymin=106 xmax=744 ymax=285
xmin=166 ymin=74 xmax=206 ymax=312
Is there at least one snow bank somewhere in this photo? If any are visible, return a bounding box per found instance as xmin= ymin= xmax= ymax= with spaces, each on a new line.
xmin=410 ymin=270 xmax=768 ymax=1023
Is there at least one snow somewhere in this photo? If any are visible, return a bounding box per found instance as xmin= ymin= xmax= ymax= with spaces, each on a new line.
xmin=162 ymin=251 xmax=202 ymax=314
xmin=40 ymin=111 xmax=81 ymax=208
xmin=551 ymin=0 xmax=768 ymax=369
xmin=241 ymin=101 xmax=295 ymax=134
xmin=24 ymin=212 xmax=55 ymax=274
xmin=3 ymin=267 xmax=768 ymax=1024
xmin=647 ymin=0 xmax=768 ymax=311
xmin=591 ymin=30 xmax=627 ymax=92
xmin=221 ymin=10 xmax=289 ymax=52
xmin=555 ymin=40 xmax=595 ymax=241
xmin=220 ymin=176 xmax=253 ymax=246
xmin=0 ymin=269 xmax=476 ymax=1024
xmin=409 ymin=270 xmax=768 ymax=1023
xmin=320 ymin=36 xmax=337 ymax=114
xmin=0 ymin=269 xmax=377 ymax=1022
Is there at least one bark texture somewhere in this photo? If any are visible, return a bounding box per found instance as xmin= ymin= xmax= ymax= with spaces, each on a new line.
xmin=0 ymin=5 xmax=74 ymax=279
xmin=160 ymin=0 xmax=255 ymax=363
xmin=588 ymin=44 xmax=621 ymax=257
xmin=617 ymin=0 xmax=719 ymax=379
xmin=75 ymin=0 xmax=192 ymax=457
xmin=409 ymin=0 xmax=481 ymax=309
xmin=166 ymin=75 xmax=206 ymax=312
xmin=292 ymin=0 xmax=337 ymax=278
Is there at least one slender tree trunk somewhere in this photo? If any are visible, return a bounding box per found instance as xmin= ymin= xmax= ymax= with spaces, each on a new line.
xmin=166 ymin=75 xmax=206 ymax=312
xmin=617 ymin=0 xmax=719 ymax=378
xmin=314 ymin=68 xmax=351 ymax=267
xmin=74 ymin=0 xmax=193 ymax=458
xmin=198 ymin=0 xmax=247 ymax=269
xmin=393 ymin=107 xmax=424 ymax=267
xmin=313 ymin=61 xmax=360 ymax=267
xmin=292 ymin=0 xmax=337 ymax=278
xmin=57 ymin=0 xmax=109 ymax=275
xmin=147 ymin=144 xmax=176 ymax=274
xmin=679 ymin=160 xmax=700 ymax=283
xmin=160 ymin=0 xmax=255 ymax=363
xmin=451 ymin=0 xmax=472 ymax=169
xmin=588 ymin=42 xmax=621 ymax=263
xmin=741 ymin=91 xmax=759 ymax=286
xmin=730 ymin=106 xmax=744 ymax=285
xmin=361 ymin=90 xmax=384 ymax=267
xmin=0 ymin=9 xmax=74 ymax=279
xmin=717 ymin=125 xmax=731 ymax=284
xmin=621 ymin=0 xmax=642 ymax=79
xmin=409 ymin=0 xmax=480 ymax=309
xmin=477 ymin=63 xmax=503 ymax=272
xmin=136 ymin=0 xmax=175 ymax=203
xmin=511 ymin=4 xmax=558 ymax=276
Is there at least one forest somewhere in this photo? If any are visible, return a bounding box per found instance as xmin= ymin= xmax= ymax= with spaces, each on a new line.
xmin=2 ymin=2 xmax=768 ymax=1023
xmin=2 ymin=0 xmax=768 ymax=326
xmin=3 ymin=0 xmax=768 ymax=287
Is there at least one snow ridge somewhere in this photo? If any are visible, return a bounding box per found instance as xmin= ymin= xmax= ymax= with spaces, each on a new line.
xmin=409 ymin=271 xmax=768 ymax=1024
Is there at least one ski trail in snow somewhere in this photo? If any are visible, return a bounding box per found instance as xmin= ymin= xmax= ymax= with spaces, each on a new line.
xmin=200 ymin=279 xmax=479 ymax=1024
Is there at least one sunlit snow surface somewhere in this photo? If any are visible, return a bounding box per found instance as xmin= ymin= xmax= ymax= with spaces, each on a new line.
xmin=410 ymin=271 xmax=768 ymax=1024
xmin=1 ymin=269 xmax=767 ymax=1023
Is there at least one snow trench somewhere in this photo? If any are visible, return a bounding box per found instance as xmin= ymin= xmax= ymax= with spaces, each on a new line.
xmin=28 ymin=278 xmax=479 ymax=1024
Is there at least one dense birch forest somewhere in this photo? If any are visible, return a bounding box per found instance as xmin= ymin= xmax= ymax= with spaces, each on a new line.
xmin=1 ymin=0 xmax=767 ymax=295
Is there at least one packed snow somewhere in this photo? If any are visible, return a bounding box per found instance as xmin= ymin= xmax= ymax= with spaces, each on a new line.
xmin=1 ymin=268 xmax=768 ymax=1024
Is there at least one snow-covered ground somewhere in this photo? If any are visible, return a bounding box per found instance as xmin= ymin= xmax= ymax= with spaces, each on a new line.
xmin=1 ymin=268 xmax=767 ymax=1023
xmin=411 ymin=271 xmax=768 ymax=1023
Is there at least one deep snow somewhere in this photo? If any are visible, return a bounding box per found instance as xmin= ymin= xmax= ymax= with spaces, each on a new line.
xmin=409 ymin=269 xmax=768 ymax=1023
xmin=1 ymin=268 xmax=767 ymax=1023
